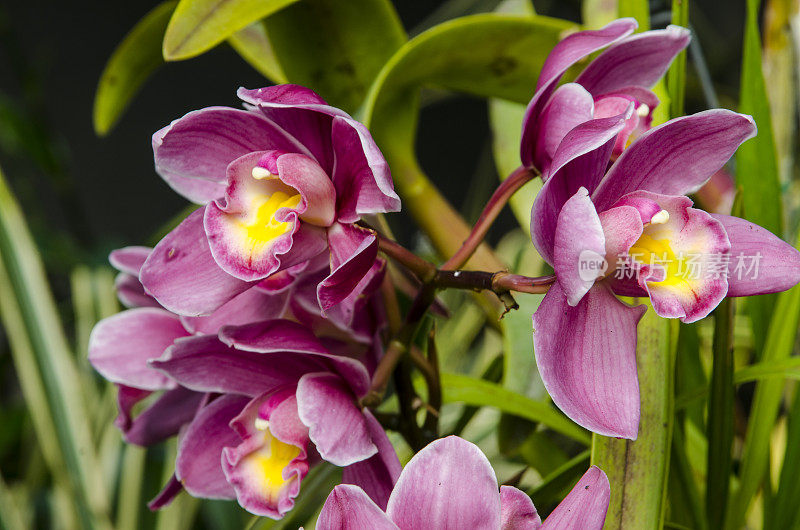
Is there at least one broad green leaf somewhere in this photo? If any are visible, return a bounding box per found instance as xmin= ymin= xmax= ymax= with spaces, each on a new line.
xmin=669 ymin=423 xmax=709 ymax=530
xmin=734 ymin=357 xmax=800 ymax=383
xmin=93 ymin=1 xmax=177 ymax=136
xmin=0 ymin=167 xmax=111 ymax=529
xmin=582 ymin=0 xmax=618 ymax=30
xmin=363 ymin=14 xmax=574 ymax=267
xmin=228 ymin=21 xmax=287 ymax=82
xmin=163 ymin=0 xmax=298 ymax=60
xmin=738 ymin=0 xmax=783 ymax=355
xmin=592 ymin=303 xmax=677 ymax=530
xmin=440 ymin=372 xmax=590 ymax=444
xmin=705 ymin=298 xmax=735 ymax=528
xmin=264 ymin=0 xmax=405 ymax=113
xmin=116 ymin=446 xmax=146 ymax=530
xmin=727 ymin=232 xmax=800 ymax=529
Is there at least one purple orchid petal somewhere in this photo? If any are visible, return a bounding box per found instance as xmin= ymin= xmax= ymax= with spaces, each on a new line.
xmin=109 ymin=246 xmax=151 ymax=275
xmin=533 ymin=282 xmax=645 ymax=439
xmin=500 ymin=486 xmax=542 ymax=529
xmin=222 ymin=391 xmax=309 ymax=518
xmin=148 ymin=474 xmax=183 ymax=511
xmin=176 ymin=394 xmax=249 ymax=499
xmin=124 ymin=387 xmax=205 ymax=446
xmin=520 ymin=18 xmax=637 ymax=168
xmin=385 ymin=436 xmax=501 ymax=529
xmin=576 ymin=26 xmax=691 ymax=95
xmin=598 ymin=205 xmax=644 ymax=261
xmin=296 ymin=373 xmax=377 ymax=466
xmin=330 ymin=116 xmax=401 ymax=222
xmin=276 ymin=152 xmax=337 ymax=226
xmin=318 ymin=484 xmax=399 ymax=530
xmin=318 ymin=223 xmax=378 ymax=311
xmin=114 ymin=385 xmax=152 ymax=433
xmin=622 ymin=192 xmax=730 ymax=323
xmin=531 ymin=111 xmax=629 ymax=264
xmin=342 ymin=409 xmax=402 ymax=510
xmin=153 ymin=107 xmax=309 ymax=204
xmin=89 ymin=308 xmax=188 ymax=390
xmin=181 ymin=287 xmax=291 ymax=335
xmin=553 ymin=187 xmax=606 ymax=306
xmin=713 ymin=214 xmax=800 ymax=296
xmin=203 ymin=151 xmax=328 ymax=282
xmin=592 ymin=110 xmax=757 ymax=211
xmin=220 ymin=320 xmax=372 ymax=397
xmin=534 ymin=83 xmax=595 ymax=174
xmin=115 ymin=272 xmax=159 ymax=308
xmin=541 ymin=466 xmax=610 ymax=530
xmin=151 ymin=334 xmax=324 ymax=396
xmin=237 ymin=84 xmax=329 ymax=106
xmin=140 ymin=208 xmax=255 ymax=316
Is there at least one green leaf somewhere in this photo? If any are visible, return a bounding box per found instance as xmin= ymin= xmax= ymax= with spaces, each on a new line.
xmin=93 ymin=1 xmax=177 ymax=136
xmin=705 ymin=298 xmax=735 ymax=528
xmin=591 ymin=303 xmax=677 ymax=530
xmin=0 ymin=470 xmax=27 ymax=530
xmin=440 ymin=372 xmax=590 ymax=444
xmin=666 ymin=0 xmax=689 ymax=119
xmin=772 ymin=387 xmax=800 ymax=529
xmin=738 ymin=0 xmax=784 ymax=356
xmin=0 ymin=166 xmax=111 ymax=529
xmin=228 ymin=21 xmax=287 ymax=82
xmin=727 ymin=233 xmax=800 ymax=529
xmin=734 ymin=357 xmax=800 ymax=383
xmin=162 ymin=0 xmax=299 ymax=60
xmin=264 ymin=0 xmax=405 ymax=113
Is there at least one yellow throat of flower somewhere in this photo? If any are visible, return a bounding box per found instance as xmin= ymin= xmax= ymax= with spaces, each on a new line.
xmin=627 ymin=210 xmax=692 ymax=287
xmin=246 ymin=419 xmax=301 ymax=502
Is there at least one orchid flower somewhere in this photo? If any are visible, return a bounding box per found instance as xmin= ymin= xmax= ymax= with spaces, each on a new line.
xmin=317 ymin=436 xmax=610 ymax=530
xmin=90 ymin=246 xmax=395 ymax=516
xmin=522 ymin=25 xmax=800 ymax=439
xmin=521 ymin=18 xmax=690 ymax=175
xmin=139 ymin=85 xmax=400 ymax=319
xmin=147 ymin=319 xmax=400 ymax=517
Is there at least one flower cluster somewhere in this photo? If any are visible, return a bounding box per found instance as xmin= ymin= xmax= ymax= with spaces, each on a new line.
xmin=523 ymin=18 xmax=800 ymax=439
xmin=88 ymin=16 xmax=800 ymax=530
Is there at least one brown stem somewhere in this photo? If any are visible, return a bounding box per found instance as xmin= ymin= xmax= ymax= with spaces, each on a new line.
xmin=442 ymin=166 xmax=539 ymax=271
xmin=376 ymin=234 xmax=437 ymax=281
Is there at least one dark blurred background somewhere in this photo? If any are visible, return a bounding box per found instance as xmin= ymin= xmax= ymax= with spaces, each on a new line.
xmin=0 ymin=0 xmax=745 ymax=272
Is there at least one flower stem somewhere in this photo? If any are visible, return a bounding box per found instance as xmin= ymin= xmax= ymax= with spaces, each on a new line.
xmin=441 ymin=166 xmax=538 ymax=271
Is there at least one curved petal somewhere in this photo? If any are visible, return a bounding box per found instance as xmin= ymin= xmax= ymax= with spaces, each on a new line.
xmin=318 ymin=484 xmax=398 ymax=530
xmin=592 ymin=110 xmax=757 ymax=211
xmin=115 ymin=272 xmax=159 ymax=309
xmin=500 ymin=486 xmax=542 ymax=529
xmin=222 ymin=391 xmax=309 ymax=518
xmin=153 ymin=107 xmax=309 ymax=203
xmin=276 ymin=152 xmax=336 ymax=226
xmin=342 ymin=410 xmax=402 ymax=510
xmin=109 ymin=246 xmax=151 ymax=275
xmin=151 ymin=335 xmax=324 ymax=396
xmin=520 ymin=18 xmax=637 ymax=168
xmin=176 ymin=394 xmax=249 ymax=499
xmin=553 ymin=187 xmax=606 ymax=306
xmin=238 ymin=84 xmax=329 ymax=106
xmin=124 ymin=387 xmax=205 ymax=446
xmin=114 ymin=385 xmax=151 ymax=434
xmin=88 ymin=308 xmax=188 ymax=390
xmin=318 ymin=223 xmax=378 ymax=311
xmin=576 ymin=26 xmax=691 ymax=95
xmin=219 ymin=320 xmax=372 ymax=397
xmin=330 ymin=116 xmax=401 ymax=222
xmin=296 ymin=373 xmax=377 ymax=466
xmin=713 ymin=214 xmax=800 ymax=296
xmin=532 ymin=282 xmax=644 ymax=439
xmin=140 ymin=208 xmax=255 ymax=316
xmin=181 ymin=287 xmax=290 ymax=335
xmin=598 ymin=205 xmax=644 ymax=261
xmin=533 ymin=83 xmax=595 ymax=174
xmin=386 ymin=436 xmax=501 ymax=529
xmin=541 ymin=466 xmax=610 ymax=530
xmin=624 ymin=192 xmax=730 ymax=323
xmin=531 ymin=112 xmax=629 ymax=263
